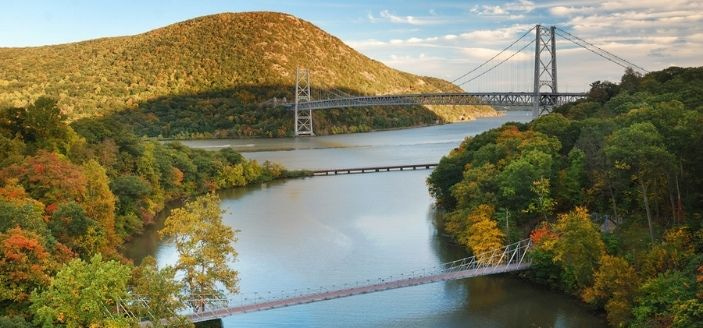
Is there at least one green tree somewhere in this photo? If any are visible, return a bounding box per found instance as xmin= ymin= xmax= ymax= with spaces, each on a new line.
xmin=552 ymin=207 xmax=605 ymax=292
xmin=526 ymin=177 xmax=556 ymax=220
xmin=110 ymin=175 xmax=150 ymax=238
xmin=160 ymin=193 xmax=238 ymax=312
xmin=631 ymin=271 xmax=697 ymax=327
xmin=497 ymin=150 xmax=553 ymax=214
xmin=30 ymin=254 xmax=134 ymax=328
xmin=130 ymin=257 xmax=192 ymax=327
xmin=0 ymin=316 xmax=32 ymax=328
xmin=49 ymin=202 xmax=103 ymax=259
xmin=605 ymin=122 xmax=675 ymax=241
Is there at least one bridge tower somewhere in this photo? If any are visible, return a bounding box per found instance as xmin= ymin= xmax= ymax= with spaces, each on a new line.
xmin=294 ymin=68 xmax=314 ymax=136
xmin=532 ymin=25 xmax=558 ymax=117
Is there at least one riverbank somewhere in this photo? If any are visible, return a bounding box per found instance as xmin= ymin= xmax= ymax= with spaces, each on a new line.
xmin=125 ymin=112 xmax=606 ymax=327
xmin=153 ymin=107 xmax=505 ymax=142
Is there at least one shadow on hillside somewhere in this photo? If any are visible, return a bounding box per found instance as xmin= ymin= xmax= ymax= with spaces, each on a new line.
xmin=75 ymin=84 xmax=442 ymax=139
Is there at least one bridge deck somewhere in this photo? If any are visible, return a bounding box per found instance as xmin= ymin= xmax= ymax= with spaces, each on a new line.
xmin=187 ymin=262 xmax=530 ymax=323
xmin=288 ymin=92 xmax=586 ymax=111
xmin=312 ymin=163 xmax=438 ymax=176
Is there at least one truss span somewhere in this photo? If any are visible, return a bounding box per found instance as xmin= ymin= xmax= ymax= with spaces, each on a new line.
xmin=289 ymin=92 xmax=585 ymax=111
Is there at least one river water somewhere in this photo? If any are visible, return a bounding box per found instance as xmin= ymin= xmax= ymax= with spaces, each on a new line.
xmin=126 ymin=111 xmax=606 ymax=327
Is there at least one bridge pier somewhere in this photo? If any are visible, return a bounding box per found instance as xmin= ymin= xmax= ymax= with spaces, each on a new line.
xmin=294 ymin=68 xmax=314 ymax=136
xmin=533 ymin=25 xmax=558 ymax=117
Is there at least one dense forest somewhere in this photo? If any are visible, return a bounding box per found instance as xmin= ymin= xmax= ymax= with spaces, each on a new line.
xmin=0 ymin=97 xmax=298 ymax=326
xmin=428 ymin=66 xmax=703 ymax=327
xmin=0 ymin=12 xmax=494 ymax=138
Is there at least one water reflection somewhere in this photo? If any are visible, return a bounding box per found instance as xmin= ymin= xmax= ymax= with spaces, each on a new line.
xmin=126 ymin=114 xmax=605 ymax=327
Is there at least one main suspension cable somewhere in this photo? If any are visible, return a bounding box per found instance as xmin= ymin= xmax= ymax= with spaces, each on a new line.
xmin=555 ymin=27 xmax=648 ymax=73
xmin=457 ymin=38 xmax=536 ymax=87
xmin=452 ymin=25 xmax=537 ymax=84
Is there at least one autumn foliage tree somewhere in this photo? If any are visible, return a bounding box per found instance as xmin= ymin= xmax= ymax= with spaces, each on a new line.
xmin=160 ymin=193 xmax=238 ymax=312
xmin=0 ymin=151 xmax=88 ymax=206
xmin=30 ymin=255 xmax=133 ymax=327
xmin=552 ymin=207 xmax=605 ymax=291
xmin=0 ymin=228 xmax=54 ymax=315
xmin=582 ymin=255 xmax=639 ymax=327
xmin=461 ymin=204 xmax=504 ymax=264
xmin=130 ymin=256 xmax=191 ymax=327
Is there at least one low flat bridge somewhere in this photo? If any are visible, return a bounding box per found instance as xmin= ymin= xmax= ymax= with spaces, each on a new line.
xmin=312 ymin=163 xmax=438 ymax=176
xmin=142 ymin=239 xmax=531 ymax=324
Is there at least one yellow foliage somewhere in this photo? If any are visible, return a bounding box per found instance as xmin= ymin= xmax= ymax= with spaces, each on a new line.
xmin=465 ymin=204 xmax=504 ymax=264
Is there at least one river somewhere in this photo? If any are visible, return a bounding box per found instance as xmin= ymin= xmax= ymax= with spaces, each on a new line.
xmin=126 ymin=111 xmax=606 ymax=327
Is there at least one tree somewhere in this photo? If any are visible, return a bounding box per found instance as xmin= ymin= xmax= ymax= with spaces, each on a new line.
xmin=81 ymin=160 xmax=120 ymax=252
xmin=631 ymin=271 xmax=696 ymax=327
xmin=620 ymin=67 xmax=642 ymax=93
xmin=0 ymin=228 xmax=54 ymax=315
xmin=49 ymin=202 xmax=103 ymax=259
xmin=462 ymin=204 xmax=504 ymax=264
xmin=0 ymin=195 xmax=48 ymax=238
xmin=582 ymin=255 xmax=639 ymax=327
xmin=130 ymin=257 xmax=192 ymax=327
xmin=110 ymin=175 xmax=150 ymax=238
xmin=30 ymin=254 xmax=134 ymax=327
xmin=160 ymin=193 xmax=238 ymax=312
xmin=526 ymin=177 xmax=556 ymax=220
xmin=605 ymin=122 xmax=675 ymax=241
xmin=0 ymin=97 xmax=70 ymax=153
xmin=497 ymin=150 xmax=553 ymax=214
xmin=0 ymin=151 xmax=88 ymax=206
xmin=552 ymin=207 xmax=605 ymax=291
xmin=555 ymin=148 xmax=587 ymax=210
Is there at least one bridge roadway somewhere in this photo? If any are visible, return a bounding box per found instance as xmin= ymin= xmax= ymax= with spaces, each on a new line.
xmin=289 ymin=92 xmax=586 ymax=111
xmin=312 ymin=163 xmax=438 ymax=176
xmin=187 ymin=262 xmax=531 ymax=323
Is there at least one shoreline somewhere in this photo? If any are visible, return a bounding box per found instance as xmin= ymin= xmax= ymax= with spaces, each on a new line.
xmin=154 ymin=110 xmax=508 ymax=142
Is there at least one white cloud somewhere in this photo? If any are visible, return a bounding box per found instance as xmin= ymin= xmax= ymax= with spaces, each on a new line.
xmin=348 ymin=1 xmax=703 ymax=91
xmin=375 ymin=9 xmax=448 ymax=25
xmin=505 ymin=0 xmax=536 ymax=13
xmin=346 ymin=39 xmax=387 ymax=49
xmin=471 ymin=0 xmax=534 ymax=18
xmin=549 ymin=6 xmax=595 ymax=16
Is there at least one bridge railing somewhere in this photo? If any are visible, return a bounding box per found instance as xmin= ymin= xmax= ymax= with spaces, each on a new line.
xmin=179 ymin=239 xmax=531 ymax=314
xmin=133 ymin=239 xmax=532 ymax=323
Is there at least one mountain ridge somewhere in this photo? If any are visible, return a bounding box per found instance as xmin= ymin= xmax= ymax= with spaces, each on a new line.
xmin=0 ymin=12 xmax=464 ymax=120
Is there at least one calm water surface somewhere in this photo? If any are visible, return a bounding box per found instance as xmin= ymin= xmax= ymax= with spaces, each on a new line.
xmin=127 ymin=112 xmax=606 ymax=327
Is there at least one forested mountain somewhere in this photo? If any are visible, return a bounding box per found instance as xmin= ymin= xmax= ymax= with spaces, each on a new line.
xmin=428 ymin=67 xmax=703 ymax=327
xmin=0 ymin=12 xmax=491 ymax=137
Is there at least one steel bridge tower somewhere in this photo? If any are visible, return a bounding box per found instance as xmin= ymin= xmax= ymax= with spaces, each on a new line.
xmin=294 ymin=68 xmax=314 ymax=136
xmin=533 ymin=25 xmax=558 ymax=117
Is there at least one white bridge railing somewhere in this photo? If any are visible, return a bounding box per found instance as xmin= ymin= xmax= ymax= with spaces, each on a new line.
xmin=130 ymin=239 xmax=532 ymax=324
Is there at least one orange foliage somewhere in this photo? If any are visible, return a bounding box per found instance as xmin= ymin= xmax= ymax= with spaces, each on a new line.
xmin=0 ymin=228 xmax=53 ymax=303
xmin=0 ymin=150 xmax=88 ymax=205
xmin=0 ymin=179 xmax=29 ymax=200
xmin=530 ymin=224 xmax=556 ymax=244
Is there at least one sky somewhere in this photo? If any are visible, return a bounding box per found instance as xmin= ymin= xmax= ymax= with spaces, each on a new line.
xmin=1 ymin=0 xmax=702 ymax=92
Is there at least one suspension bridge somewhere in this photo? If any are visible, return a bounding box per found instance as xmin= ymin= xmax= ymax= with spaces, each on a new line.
xmin=289 ymin=24 xmax=648 ymax=136
xmin=127 ymin=239 xmax=531 ymax=325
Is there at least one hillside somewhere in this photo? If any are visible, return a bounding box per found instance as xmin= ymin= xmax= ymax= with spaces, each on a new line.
xmin=427 ymin=66 xmax=703 ymax=327
xmin=0 ymin=12 xmax=493 ymax=137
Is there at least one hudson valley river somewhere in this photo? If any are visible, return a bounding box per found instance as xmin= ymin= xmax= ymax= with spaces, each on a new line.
xmin=127 ymin=111 xmax=606 ymax=327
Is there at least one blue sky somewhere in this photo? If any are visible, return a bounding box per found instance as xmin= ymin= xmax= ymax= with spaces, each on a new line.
xmin=2 ymin=0 xmax=702 ymax=91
